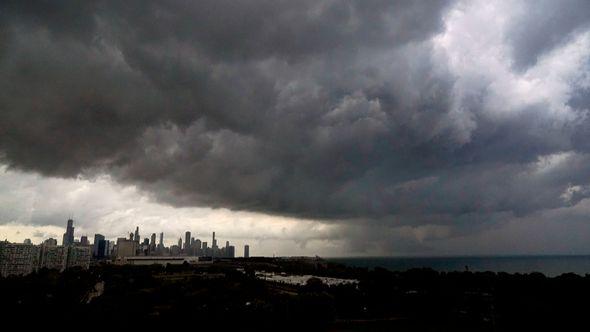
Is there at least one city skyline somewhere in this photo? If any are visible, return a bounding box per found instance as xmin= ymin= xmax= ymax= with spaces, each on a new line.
xmin=1 ymin=218 xmax=252 ymax=277
xmin=4 ymin=1 xmax=590 ymax=329
xmin=2 ymin=1 xmax=590 ymax=257
xmin=51 ymin=218 xmax=252 ymax=258
xmin=2 ymin=222 xmax=252 ymax=255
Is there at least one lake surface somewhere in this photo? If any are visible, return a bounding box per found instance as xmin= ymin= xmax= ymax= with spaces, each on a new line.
xmin=327 ymin=256 xmax=590 ymax=277
xmin=255 ymin=271 xmax=358 ymax=286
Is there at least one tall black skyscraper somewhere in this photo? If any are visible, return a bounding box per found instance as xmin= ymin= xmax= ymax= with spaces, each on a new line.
xmin=96 ymin=239 xmax=108 ymax=258
xmin=93 ymin=234 xmax=105 ymax=257
xmin=62 ymin=219 xmax=74 ymax=246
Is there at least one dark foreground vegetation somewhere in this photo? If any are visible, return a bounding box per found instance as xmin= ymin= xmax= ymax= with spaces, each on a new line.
xmin=1 ymin=258 xmax=589 ymax=331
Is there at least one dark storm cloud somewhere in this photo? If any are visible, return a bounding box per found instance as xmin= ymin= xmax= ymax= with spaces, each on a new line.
xmin=506 ymin=0 xmax=590 ymax=70
xmin=2 ymin=0 xmax=590 ymax=237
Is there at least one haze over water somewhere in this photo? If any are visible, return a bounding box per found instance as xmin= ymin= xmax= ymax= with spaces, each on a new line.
xmin=329 ymin=256 xmax=590 ymax=277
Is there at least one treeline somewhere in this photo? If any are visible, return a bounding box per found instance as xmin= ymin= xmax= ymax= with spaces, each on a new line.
xmin=1 ymin=262 xmax=590 ymax=330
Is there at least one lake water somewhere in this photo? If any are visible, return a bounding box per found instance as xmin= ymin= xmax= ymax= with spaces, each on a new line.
xmin=327 ymin=256 xmax=590 ymax=277
xmin=255 ymin=271 xmax=358 ymax=286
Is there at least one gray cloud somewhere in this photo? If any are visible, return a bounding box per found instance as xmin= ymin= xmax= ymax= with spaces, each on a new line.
xmin=506 ymin=0 xmax=590 ymax=70
xmin=2 ymin=0 xmax=590 ymax=249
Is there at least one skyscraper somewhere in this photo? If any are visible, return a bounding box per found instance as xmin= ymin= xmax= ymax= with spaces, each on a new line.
xmin=80 ymin=235 xmax=89 ymax=246
xmin=212 ymin=232 xmax=217 ymax=258
xmin=93 ymin=234 xmax=105 ymax=257
xmin=195 ymin=239 xmax=202 ymax=256
xmin=96 ymin=239 xmax=108 ymax=259
xmin=178 ymin=237 xmax=182 ymax=250
xmin=244 ymin=245 xmax=250 ymax=258
xmin=62 ymin=219 xmax=75 ymax=246
xmin=134 ymin=226 xmax=140 ymax=242
xmin=157 ymin=232 xmax=164 ymax=254
xmin=184 ymin=231 xmax=191 ymax=253
xmin=150 ymin=233 xmax=157 ymax=253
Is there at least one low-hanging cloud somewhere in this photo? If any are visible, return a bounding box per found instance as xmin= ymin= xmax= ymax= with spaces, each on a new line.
xmin=2 ymin=0 xmax=590 ymax=240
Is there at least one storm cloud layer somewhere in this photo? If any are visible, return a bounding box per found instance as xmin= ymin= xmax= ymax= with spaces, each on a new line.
xmin=2 ymin=0 xmax=590 ymax=244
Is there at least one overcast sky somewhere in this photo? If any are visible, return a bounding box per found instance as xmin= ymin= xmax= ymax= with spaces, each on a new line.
xmin=2 ymin=0 xmax=590 ymax=256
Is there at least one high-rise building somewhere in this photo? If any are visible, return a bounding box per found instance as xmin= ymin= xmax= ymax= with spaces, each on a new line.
xmin=150 ymin=233 xmax=157 ymax=254
xmin=178 ymin=237 xmax=182 ymax=250
xmin=80 ymin=235 xmax=89 ymax=246
xmin=157 ymin=232 xmax=165 ymax=255
xmin=43 ymin=238 xmax=58 ymax=246
xmin=170 ymin=245 xmax=181 ymax=255
xmin=62 ymin=219 xmax=75 ymax=246
xmin=38 ymin=243 xmax=91 ymax=271
xmin=116 ymin=238 xmax=137 ymax=257
xmin=93 ymin=234 xmax=105 ymax=257
xmin=39 ymin=244 xmax=68 ymax=271
xmin=194 ymin=239 xmax=202 ymax=256
xmin=0 ymin=241 xmax=40 ymax=277
xmin=107 ymin=240 xmax=114 ymax=256
xmin=134 ymin=226 xmax=140 ymax=242
xmin=95 ymin=239 xmax=108 ymax=259
xmin=23 ymin=239 xmax=32 ymax=245
xmin=244 ymin=245 xmax=250 ymax=258
xmin=66 ymin=246 xmax=91 ymax=269
xmin=184 ymin=231 xmax=191 ymax=253
xmin=212 ymin=232 xmax=218 ymax=258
